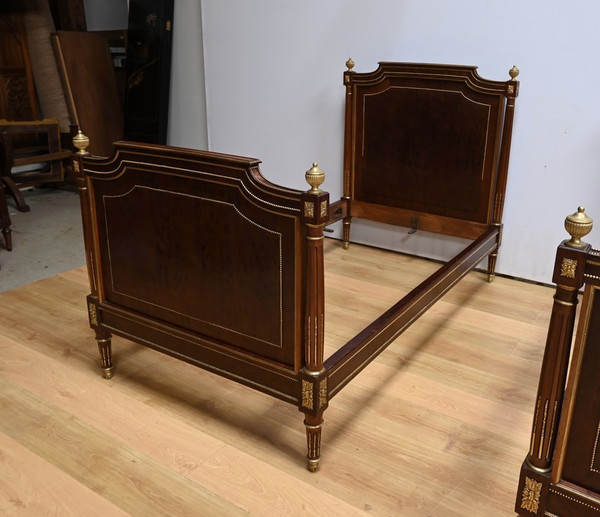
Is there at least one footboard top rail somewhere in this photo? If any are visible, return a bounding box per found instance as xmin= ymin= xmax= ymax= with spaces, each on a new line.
xmin=74 ymin=140 xmax=304 ymax=215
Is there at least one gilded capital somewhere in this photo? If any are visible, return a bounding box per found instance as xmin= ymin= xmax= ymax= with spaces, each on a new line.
xmin=305 ymin=162 xmax=325 ymax=194
xmin=564 ymin=206 xmax=593 ymax=248
xmin=73 ymin=130 xmax=90 ymax=155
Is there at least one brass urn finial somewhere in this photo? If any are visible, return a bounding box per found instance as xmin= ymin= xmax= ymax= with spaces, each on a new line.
xmin=305 ymin=162 xmax=325 ymax=193
xmin=564 ymin=206 xmax=593 ymax=248
xmin=346 ymin=58 xmax=355 ymax=72
xmin=73 ymin=130 xmax=90 ymax=155
xmin=509 ymin=65 xmax=519 ymax=81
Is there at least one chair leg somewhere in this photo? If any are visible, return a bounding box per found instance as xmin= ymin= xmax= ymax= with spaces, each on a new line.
xmin=2 ymin=176 xmax=30 ymax=212
xmin=1 ymin=226 xmax=12 ymax=252
xmin=0 ymin=181 xmax=12 ymax=251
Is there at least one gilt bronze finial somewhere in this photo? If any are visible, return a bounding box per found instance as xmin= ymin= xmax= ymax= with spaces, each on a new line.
xmin=346 ymin=58 xmax=355 ymax=72
xmin=73 ymin=130 xmax=90 ymax=155
xmin=509 ymin=65 xmax=520 ymax=81
xmin=305 ymin=162 xmax=325 ymax=193
xmin=564 ymin=206 xmax=593 ymax=248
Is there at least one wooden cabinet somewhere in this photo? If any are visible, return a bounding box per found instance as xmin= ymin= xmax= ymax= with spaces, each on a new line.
xmin=124 ymin=0 xmax=174 ymax=144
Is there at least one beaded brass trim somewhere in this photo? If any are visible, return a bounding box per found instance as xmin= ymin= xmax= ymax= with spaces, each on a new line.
xmin=520 ymin=477 xmax=542 ymax=513
xmin=560 ymin=257 xmax=577 ymax=279
xmin=590 ymin=420 xmax=600 ymax=473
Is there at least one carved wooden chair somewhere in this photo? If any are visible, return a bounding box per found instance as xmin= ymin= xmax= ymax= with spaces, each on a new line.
xmin=0 ymin=119 xmax=74 ymax=212
xmin=0 ymin=0 xmax=74 ymax=213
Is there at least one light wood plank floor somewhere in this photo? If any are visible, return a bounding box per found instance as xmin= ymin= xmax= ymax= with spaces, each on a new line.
xmin=0 ymin=239 xmax=554 ymax=516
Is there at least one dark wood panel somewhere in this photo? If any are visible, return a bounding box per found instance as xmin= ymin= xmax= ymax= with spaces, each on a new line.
xmin=94 ymin=174 xmax=299 ymax=364
xmin=82 ymin=143 xmax=305 ymax=369
xmin=560 ymin=285 xmax=600 ymax=493
xmin=47 ymin=0 xmax=87 ymax=31
xmin=355 ymin=86 xmax=499 ymax=223
xmin=53 ymin=30 xmax=123 ymax=157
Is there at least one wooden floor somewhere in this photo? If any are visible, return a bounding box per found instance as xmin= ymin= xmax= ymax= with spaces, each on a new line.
xmin=0 ymin=239 xmax=554 ymax=516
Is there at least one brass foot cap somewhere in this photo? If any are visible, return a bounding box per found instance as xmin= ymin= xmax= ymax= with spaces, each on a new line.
xmin=102 ymin=365 xmax=114 ymax=380
xmin=306 ymin=458 xmax=320 ymax=472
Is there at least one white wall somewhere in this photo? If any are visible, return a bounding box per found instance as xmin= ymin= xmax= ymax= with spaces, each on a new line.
xmin=170 ymin=0 xmax=600 ymax=284
xmin=168 ymin=1 xmax=208 ymax=149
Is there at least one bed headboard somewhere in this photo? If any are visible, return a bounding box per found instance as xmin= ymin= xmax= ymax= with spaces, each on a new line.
xmin=342 ymin=61 xmax=519 ymax=240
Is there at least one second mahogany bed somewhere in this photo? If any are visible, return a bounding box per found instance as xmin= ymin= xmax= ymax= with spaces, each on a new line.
xmin=73 ymin=60 xmax=519 ymax=471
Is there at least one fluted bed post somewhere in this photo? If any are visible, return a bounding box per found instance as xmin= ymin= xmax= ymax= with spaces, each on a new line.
xmin=299 ymin=162 xmax=329 ymax=472
xmin=342 ymin=58 xmax=355 ymax=250
xmin=72 ymin=130 xmax=114 ymax=380
xmin=488 ymin=65 xmax=520 ymax=282
xmin=516 ymin=207 xmax=592 ymax=515
xmin=526 ymin=207 xmax=592 ymax=471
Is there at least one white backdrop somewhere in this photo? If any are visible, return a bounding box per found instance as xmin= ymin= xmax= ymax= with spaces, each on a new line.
xmin=168 ymin=1 xmax=600 ymax=284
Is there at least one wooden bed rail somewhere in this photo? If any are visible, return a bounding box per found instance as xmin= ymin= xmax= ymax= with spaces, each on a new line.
xmin=325 ymin=226 xmax=499 ymax=398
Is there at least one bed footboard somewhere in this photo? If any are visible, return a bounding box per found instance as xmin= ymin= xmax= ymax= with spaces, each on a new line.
xmin=72 ymin=134 xmax=336 ymax=470
xmin=515 ymin=207 xmax=600 ymax=516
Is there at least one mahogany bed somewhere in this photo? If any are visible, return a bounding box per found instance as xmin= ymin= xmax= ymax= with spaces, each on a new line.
xmin=72 ymin=61 xmax=519 ymax=471
xmin=515 ymin=207 xmax=600 ymax=517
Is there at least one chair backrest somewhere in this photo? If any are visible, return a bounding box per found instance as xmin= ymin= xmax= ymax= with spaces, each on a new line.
xmin=0 ymin=4 xmax=39 ymax=122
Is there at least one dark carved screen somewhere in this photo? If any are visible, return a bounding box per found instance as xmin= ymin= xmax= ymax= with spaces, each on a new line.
xmin=124 ymin=0 xmax=174 ymax=144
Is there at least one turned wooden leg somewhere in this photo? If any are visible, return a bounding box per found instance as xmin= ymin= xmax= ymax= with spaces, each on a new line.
xmin=304 ymin=414 xmax=324 ymax=472
xmin=487 ymin=252 xmax=498 ymax=283
xmin=342 ymin=217 xmax=351 ymax=250
xmin=95 ymin=330 xmax=114 ymax=379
